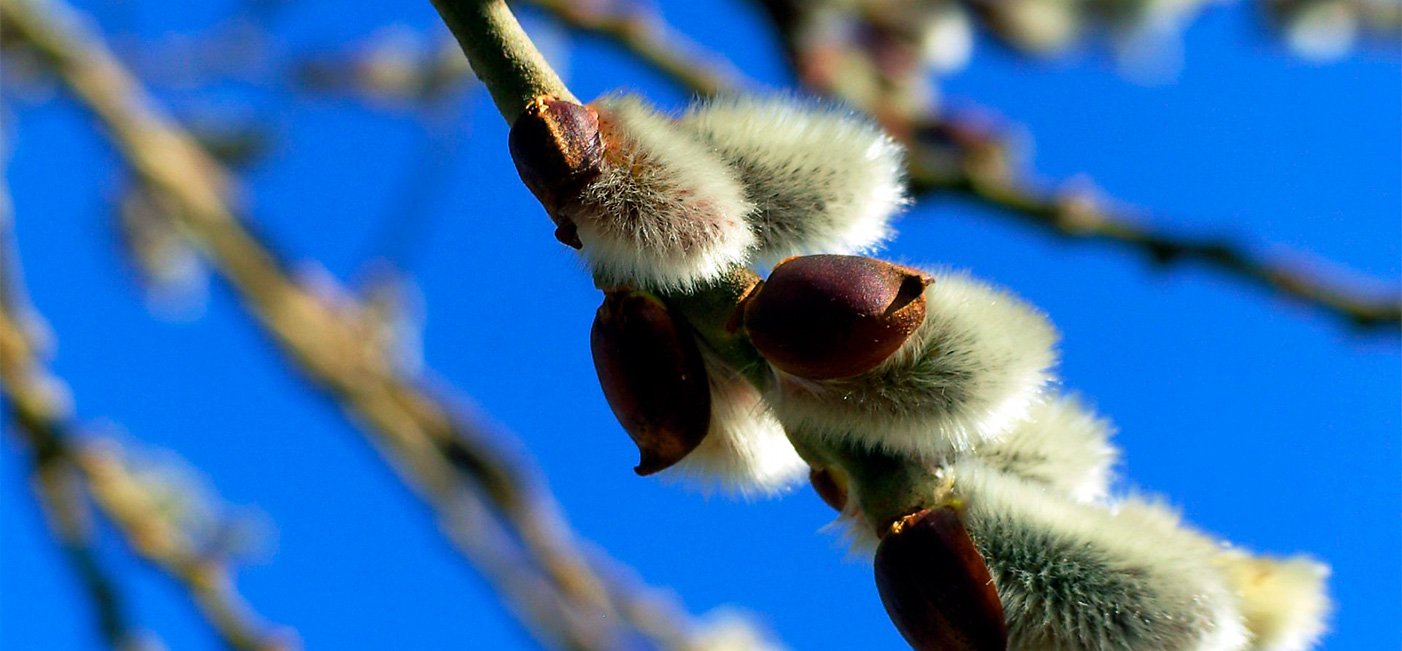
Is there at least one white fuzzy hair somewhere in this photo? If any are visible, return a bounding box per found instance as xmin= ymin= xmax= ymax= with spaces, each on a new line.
xmin=677 ymin=95 xmax=907 ymax=261
xmin=660 ymin=349 xmax=807 ymax=497
xmin=975 ymin=393 xmax=1118 ymax=503
xmin=1216 ymin=551 xmax=1330 ymax=651
xmin=951 ymin=463 xmax=1251 ymax=650
xmin=768 ymin=270 xmax=1058 ymax=460
xmin=572 ymin=95 xmax=756 ymax=290
xmin=819 ymin=512 xmax=881 ymax=560
xmin=818 ymin=392 xmax=1115 ymax=554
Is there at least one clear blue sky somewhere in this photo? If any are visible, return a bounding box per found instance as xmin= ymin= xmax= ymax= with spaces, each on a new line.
xmin=3 ymin=0 xmax=1398 ymax=649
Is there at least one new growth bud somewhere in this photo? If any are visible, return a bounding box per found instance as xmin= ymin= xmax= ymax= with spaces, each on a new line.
xmin=976 ymin=394 xmax=1117 ymax=503
xmin=1218 ymin=552 xmax=1330 ymax=651
xmin=874 ymin=506 xmax=1008 ymax=651
xmin=678 ymin=96 xmax=907 ymax=260
xmin=744 ymin=255 xmax=932 ymax=380
xmin=510 ymin=94 xmax=756 ymax=289
xmin=808 ymin=466 xmax=849 ymax=512
xmin=508 ymin=97 xmax=604 ymax=248
xmin=769 ymin=268 xmax=1058 ymax=459
xmin=571 ymin=95 xmax=756 ymax=290
xmin=591 ymin=290 xmax=711 ymax=475
xmin=660 ymin=350 xmax=807 ymax=496
xmin=952 ymin=463 xmax=1250 ymax=650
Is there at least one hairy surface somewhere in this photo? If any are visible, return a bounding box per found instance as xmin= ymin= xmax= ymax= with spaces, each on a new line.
xmin=976 ymin=394 xmax=1118 ymax=502
xmin=570 ymin=95 xmax=755 ymax=290
xmin=954 ymin=464 xmax=1250 ymax=651
xmin=678 ymin=95 xmax=907 ymax=261
xmin=1217 ymin=551 xmax=1330 ymax=651
xmin=663 ymin=349 xmax=807 ymax=496
xmin=771 ymin=270 xmax=1058 ymax=459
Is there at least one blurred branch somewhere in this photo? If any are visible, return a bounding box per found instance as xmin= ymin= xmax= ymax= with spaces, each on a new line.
xmin=916 ymin=153 xmax=1402 ymax=329
xmin=1 ymin=200 xmax=283 ymax=650
xmin=526 ymin=0 xmax=1400 ymax=330
xmin=519 ymin=0 xmax=735 ymax=97
xmin=1263 ymin=0 xmax=1402 ymax=58
xmin=293 ymin=29 xmax=479 ymax=106
xmin=10 ymin=412 xmax=141 ymax=649
xmin=0 ymin=0 xmax=743 ymax=648
xmin=77 ymin=441 xmax=294 ymax=651
xmin=1 ymin=163 xmax=143 ymax=651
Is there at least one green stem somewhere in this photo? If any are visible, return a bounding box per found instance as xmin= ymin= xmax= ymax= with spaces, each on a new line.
xmin=430 ymin=0 xmax=576 ymax=122
xmin=662 ymin=267 xmax=772 ymax=391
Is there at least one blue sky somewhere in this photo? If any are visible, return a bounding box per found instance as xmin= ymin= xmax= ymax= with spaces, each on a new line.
xmin=3 ymin=0 xmax=1398 ymax=649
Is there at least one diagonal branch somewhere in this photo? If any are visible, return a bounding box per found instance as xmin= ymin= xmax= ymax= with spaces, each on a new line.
xmin=919 ymin=161 xmax=1402 ymax=329
xmin=2 ymin=164 xmax=143 ymax=651
xmin=524 ymin=0 xmax=1400 ymax=331
xmin=2 ymin=207 xmax=282 ymax=651
xmin=0 ymin=0 xmax=741 ymax=648
xmin=519 ymin=0 xmax=735 ymax=98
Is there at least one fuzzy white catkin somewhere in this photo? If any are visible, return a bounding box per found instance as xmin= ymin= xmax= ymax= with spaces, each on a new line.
xmin=677 ymin=95 xmax=906 ymax=261
xmin=952 ymin=462 xmax=1252 ymax=651
xmin=1217 ymin=551 xmax=1330 ymax=651
xmin=821 ymin=393 xmax=1117 ymax=554
xmin=570 ymin=95 xmax=756 ymax=290
xmin=769 ymin=270 xmax=1058 ymax=460
xmin=975 ymin=393 xmax=1118 ymax=503
xmin=661 ymin=350 xmax=807 ymax=497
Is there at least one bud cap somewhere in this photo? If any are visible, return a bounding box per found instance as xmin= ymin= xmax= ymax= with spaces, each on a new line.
xmin=591 ymin=290 xmax=712 ymax=475
xmin=874 ymin=506 xmax=1008 ymax=651
xmin=744 ymin=255 xmax=931 ymax=380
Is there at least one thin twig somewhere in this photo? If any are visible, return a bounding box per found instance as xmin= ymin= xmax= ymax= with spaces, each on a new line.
xmin=25 ymin=435 xmax=141 ymax=650
xmin=924 ymin=165 xmax=1402 ymax=329
xmin=520 ymin=0 xmax=735 ymax=97
xmin=1 ymin=159 xmax=141 ymax=651
xmin=1 ymin=1 xmax=728 ymax=648
xmin=431 ymin=0 xmax=575 ymax=120
xmin=527 ymin=0 xmax=1400 ymax=331
xmin=2 ymin=209 xmax=279 ymax=650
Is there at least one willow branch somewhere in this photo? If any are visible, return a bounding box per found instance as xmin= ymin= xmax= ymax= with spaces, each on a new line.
xmin=525 ymin=0 xmax=1399 ymax=331
xmin=430 ymin=0 xmax=575 ymax=121
xmin=2 ymin=214 xmax=279 ymax=650
xmin=0 ymin=0 xmax=718 ymax=648
xmin=21 ymin=429 xmax=139 ymax=649
xmin=1 ymin=160 xmax=140 ymax=651
xmin=519 ymin=0 xmax=736 ymax=97
xmin=921 ymin=165 xmax=1402 ymax=329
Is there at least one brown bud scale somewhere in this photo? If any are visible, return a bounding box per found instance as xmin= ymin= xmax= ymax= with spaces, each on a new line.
xmin=509 ymin=97 xmax=603 ymax=248
xmin=744 ymin=255 xmax=932 ymax=380
xmin=591 ymin=290 xmax=711 ymax=475
xmin=874 ymin=507 xmax=1008 ymax=651
xmin=808 ymin=466 xmax=849 ymax=512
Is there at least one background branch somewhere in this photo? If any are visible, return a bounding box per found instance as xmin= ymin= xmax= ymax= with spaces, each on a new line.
xmin=1 ymin=202 xmax=283 ymax=651
xmin=1 ymin=0 xmax=752 ymax=648
xmin=521 ymin=0 xmax=735 ymax=97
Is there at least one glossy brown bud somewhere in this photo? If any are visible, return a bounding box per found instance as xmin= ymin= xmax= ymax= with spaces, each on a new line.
xmin=509 ymin=97 xmax=603 ymax=248
xmin=743 ymin=255 xmax=932 ymax=380
xmin=808 ymin=466 xmax=848 ymax=512
xmin=591 ymin=290 xmax=712 ymax=475
xmin=874 ymin=507 xmax=1008 ymax=651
